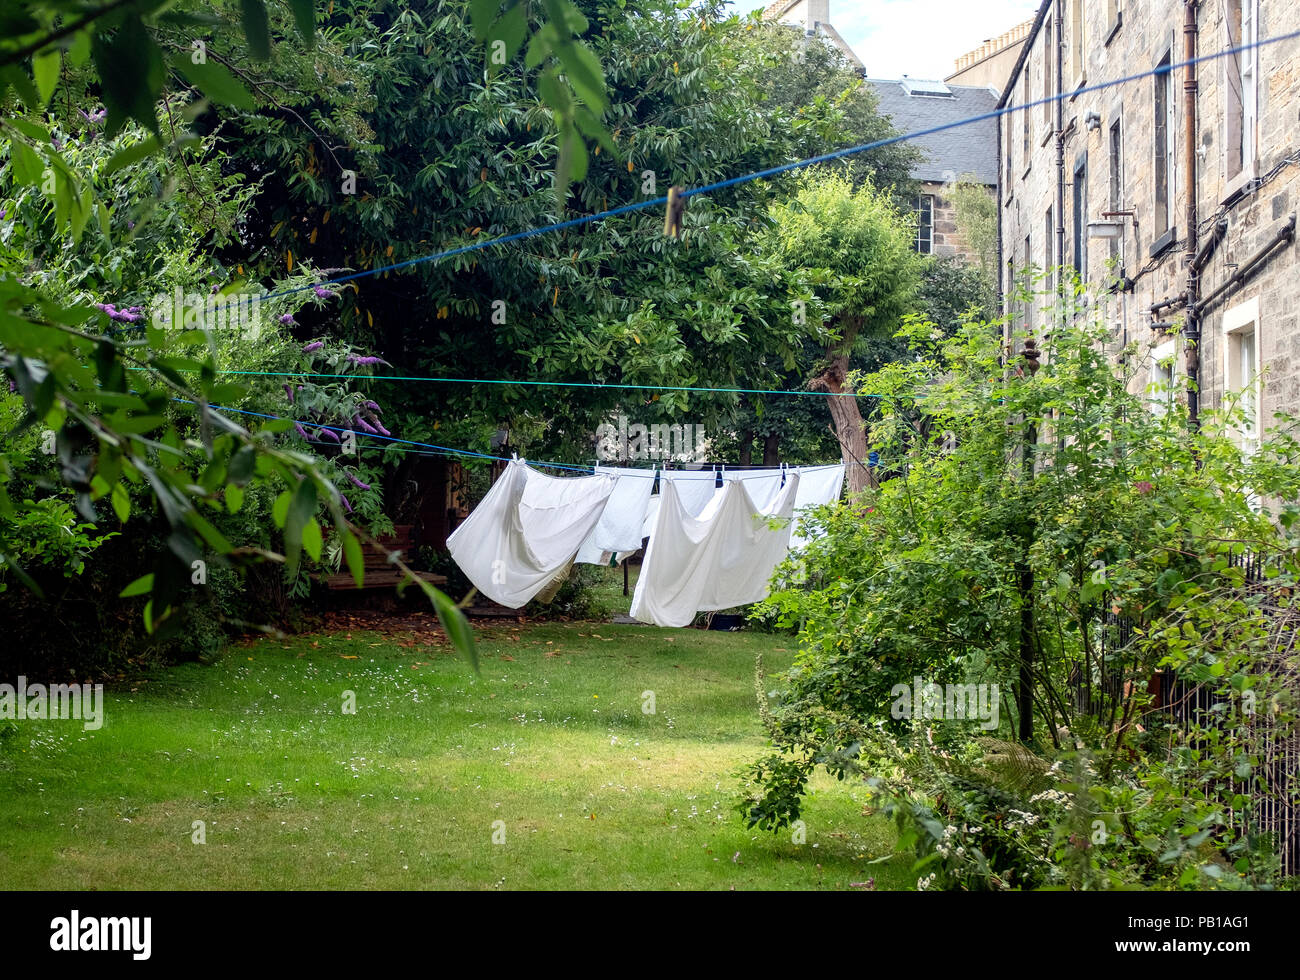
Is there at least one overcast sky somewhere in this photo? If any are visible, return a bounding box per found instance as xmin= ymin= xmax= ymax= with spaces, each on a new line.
xmin=726 ymin=0 xmax=1043 ymax=80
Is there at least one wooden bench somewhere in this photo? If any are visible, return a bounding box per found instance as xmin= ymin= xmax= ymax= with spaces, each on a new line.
xmin=322 ymin=524 xmax=448 ymax=592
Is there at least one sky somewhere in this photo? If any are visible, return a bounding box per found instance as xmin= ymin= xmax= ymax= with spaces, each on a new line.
xmin=727 ymin=0 xmax=1043 ymax=81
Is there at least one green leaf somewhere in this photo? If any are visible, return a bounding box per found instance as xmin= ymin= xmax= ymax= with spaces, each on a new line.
xmin=33 ymin=48 xmax=60 ymax=107
xmin=93 ymin=16 xmax=163 ymax=136
xmin=226 ymin=484 xmax=245 ymax=513
xmin=301 ymin=517 xmax=322 ymax=561
xmin=120 ymin=573 xmax=155 ymax=598
xmin=469 ymin=0 xmax=507 ymax=39
xmin=342 ymin=529 xmax=363 ymax=587
xmin=3 ymin=64 xmax=40 ymax=109
xmin=8 ymin=140 xmax=43 ymax=186
xmin=418 ymin=578 xmax=479 ymax=675
xmin=104 ymin=136 xmax=161 ymax=175
xmin=290 ymin=0 xmax=316 ymax=48
xmin=272 ymin=489 xmax=291 ymax=529
xmin=555 ymin=42 xmax=607 ymax=112
xmin=240 ymin=0 xmax=271 ymax=61
xmin=283 ymin=477 xmax=318 ymax=574
xmin=111 ymin=482 xmax=131 ymax=522
xmin=172 ymin=55 xmax=256 ymax=110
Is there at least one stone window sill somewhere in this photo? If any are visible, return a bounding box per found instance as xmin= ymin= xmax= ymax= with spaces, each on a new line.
xmin=1105 ymin=14 xmax=1122 ymax=48
xmin=1150 ymin=226 xmax=1178 ymax=258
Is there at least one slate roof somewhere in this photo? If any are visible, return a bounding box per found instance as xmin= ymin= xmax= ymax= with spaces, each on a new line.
xmin=865 ymin=78 xmax=1000 ymax=186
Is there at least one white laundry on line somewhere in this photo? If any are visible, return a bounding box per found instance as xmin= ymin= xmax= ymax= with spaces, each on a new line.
xmin=447 ymin=459 xmax=615 ymax=608
xmin=574 ymin=465 xmax=656 ymax=565
xmin=629 ymin=473 xmax=800 ymax=628
xmin=789 ymin=463 xmax=846 ymax=550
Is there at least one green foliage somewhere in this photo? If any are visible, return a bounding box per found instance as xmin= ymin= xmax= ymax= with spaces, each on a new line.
xmin=740 ymin=279 xmax=1300 ymax=888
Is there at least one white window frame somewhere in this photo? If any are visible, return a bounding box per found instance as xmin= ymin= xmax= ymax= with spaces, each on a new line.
xmin=915 ymin=194 xmax=934 ymax=254
xmin=1150 ymin=337 xmax=1178 ymax=416
xmin=1153 ymin=42 xmax=1176 ymax=237
xmin=1225 ymin=0 xmax=1261 ymax=199
xmin=1222 ymin=297 xmax=1262 ymax=455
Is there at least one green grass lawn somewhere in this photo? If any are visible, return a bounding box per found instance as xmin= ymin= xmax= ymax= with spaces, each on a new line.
xmin=0 ymin=611 xmax=912 ymax=890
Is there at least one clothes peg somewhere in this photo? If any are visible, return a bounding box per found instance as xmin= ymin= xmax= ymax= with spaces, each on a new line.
xmin=663 ymin=185 xmax=687 ymax=238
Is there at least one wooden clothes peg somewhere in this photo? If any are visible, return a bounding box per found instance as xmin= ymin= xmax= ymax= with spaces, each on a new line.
xmin=663 ymin=186 xmax=687 ymax=238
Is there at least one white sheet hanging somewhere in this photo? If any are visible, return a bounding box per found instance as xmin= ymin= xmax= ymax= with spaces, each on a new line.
xmin=629 ymin=473 xmax=800 ymax=628
xmin=574 ymin=466 xmax=656 ymax=565
xmin=661 ymin=470 xmax=721 ymax=517
xmin=447 ymin=459 xmax=615 ymax=607
xmin=789 ymin=464 xmax=846 ymax=550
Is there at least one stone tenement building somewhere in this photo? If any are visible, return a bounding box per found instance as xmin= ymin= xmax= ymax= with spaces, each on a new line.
xmin=998 ymin=0 xmax=1300 ymax=440
xmin=868 ymin=77 xmax=1001 ymax=264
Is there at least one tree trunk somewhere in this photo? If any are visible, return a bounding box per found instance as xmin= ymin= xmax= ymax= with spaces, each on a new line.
xmin=812 ymin=352 xmax=872 ymax=493
xmin=762 ymin=432 xmax=779 ymax=466
xmin=738 ymin=430 xmax=753 ymax=466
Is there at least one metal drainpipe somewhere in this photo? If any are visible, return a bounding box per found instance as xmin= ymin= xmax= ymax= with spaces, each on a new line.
xmin=1183 ymin=0 xmax=1201 ymax=429
xmin=1055 ymin=0 xmax=1065 ymax=300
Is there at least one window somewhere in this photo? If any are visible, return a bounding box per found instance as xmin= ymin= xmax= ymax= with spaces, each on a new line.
xmin=1106 ymin=0 xmax=1122 ymax=37
xmin=1070 ymin=0 xmax=1085 ymax=85
xmin=1225 ymin=0 xmax=1259 ymax=184
xmin=1043 ymin=17 xmax=1053 ymax=124
xmin=1024 ymin=234 xmax=1033 ymax=330
xmin=1005 ymin=104 xmax=1014 ymax=184
xmin=1223 ymin=298 xmax=1262 ymax=454
xmin=1151 ymin=338 xmax=1178 ymax=417
xmin=1072 ymin=156 xmax=1087 ymax=281
xmin=914 ymin=194 xmax=933 ymax=254
xmin=1108 ymin=118 xmax=1123 ymax=261
xmin=1045 ymin=205 xmax=1054 ymax=281
xmin=1022 ymin=72 xmax=1031 ymax=165
xmin=1153 ymin=46 xmax=1175 ymax=240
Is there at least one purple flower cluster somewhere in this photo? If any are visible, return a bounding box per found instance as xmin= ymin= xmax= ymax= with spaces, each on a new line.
xmin=312 ymin=285 xmax=339 ymax=300
xmin=300 ymin=340 xmax=322 ymax=351
xmin=346 ymin=354 xmax=386 ymax=366
xmin=95 ymin=302 xmax=144 ymax=323
xmin=78 ymin=108 xmax=107 ymax=125
xmin=345 ymin=471 xmax=372 ymax=491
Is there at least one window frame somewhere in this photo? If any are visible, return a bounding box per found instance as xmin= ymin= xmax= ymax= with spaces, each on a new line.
xmin=1152 ymin=42 xmax=1176 ymax=249
xmin=1223 ymin=297 xmax=1263 ymax=454
xmin=914 ymin=193 xmax=934 ymax=254
xmin=1150 ymin=336 xmax=1178 ymax=417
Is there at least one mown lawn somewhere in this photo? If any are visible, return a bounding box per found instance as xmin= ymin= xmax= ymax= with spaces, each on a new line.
xmin=0 ymin=614 xmax=912 ymax=890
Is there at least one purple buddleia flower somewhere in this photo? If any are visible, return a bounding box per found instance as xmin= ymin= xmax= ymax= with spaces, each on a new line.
xmin=280 ymin=314 xmax=298 ymax=327
xmin=340 ymin=494 xmax=353 ymax=514
xmin=361 ymin=400 xmax=382 ymax=413
xmin=312 ymin=285 xmax=338 ymax=299
xmin=345 ymin=471 xmax=371 ymax=491
xmin=372 ymin=419 xmax=392 ymax=437
xmin=317 ymin=427 xmax=340 ymax=443
xmin=346 ymin=354 xmax=386 ymax=366
xmin=352 ymin=415 xmax=379 ymax=435
xmin=285 ymin=385 xmax=295 ymax=403
xmin=293 ymin=422 xmax=310 ymax=439
xmin=301 ymin=340 xmax=322 ymax=352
